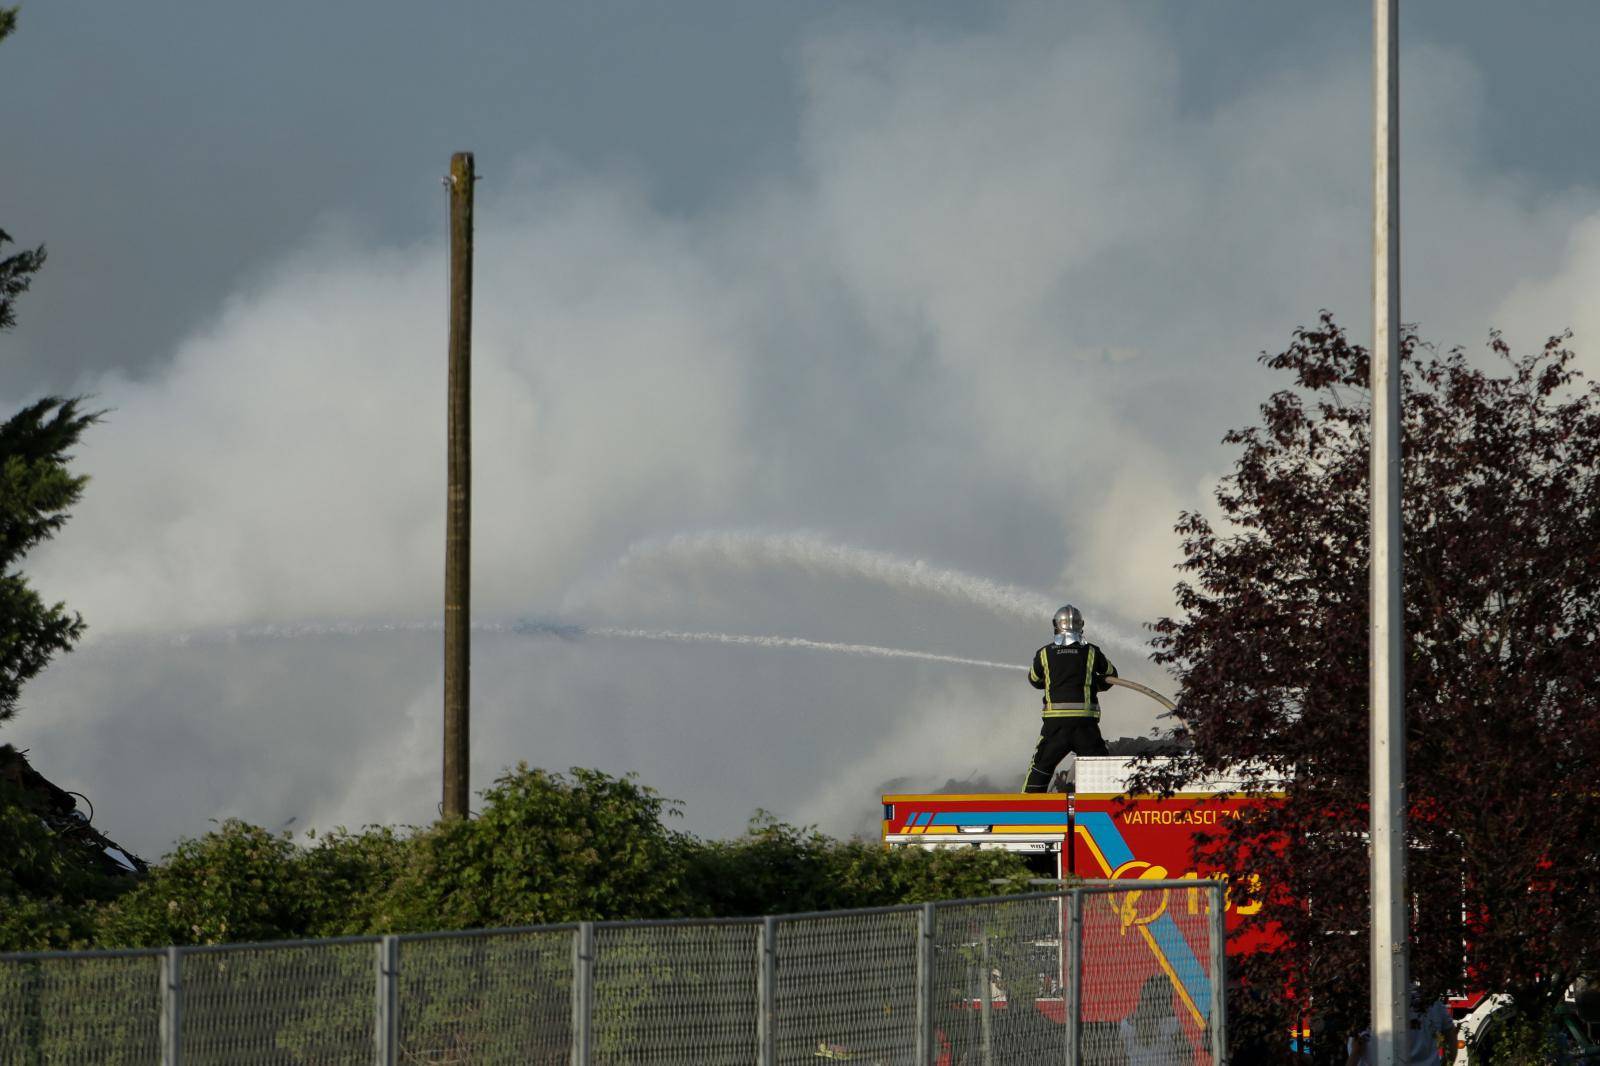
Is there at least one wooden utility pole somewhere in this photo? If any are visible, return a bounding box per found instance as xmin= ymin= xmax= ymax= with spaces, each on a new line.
xmin=443 ymin=151 xmax=474 ymax=820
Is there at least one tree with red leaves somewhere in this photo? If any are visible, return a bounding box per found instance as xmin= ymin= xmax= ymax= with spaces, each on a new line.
xmin=1133 ymin=313 xmax=1600 ymax=1059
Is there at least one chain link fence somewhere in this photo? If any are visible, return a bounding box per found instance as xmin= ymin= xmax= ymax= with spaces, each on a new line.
xmin=931 ymin=893 xmax=1069 ymax=1065
xmin=1076 ymin=882 xmax=1225 ymax=1066
xmin=397 ymin=925 xmax=574 ymax=1064
xmin=0 ymin=948 xmax=161 ymax=1065
xmin=0 ymin=882 xmax=1225 ymax=1065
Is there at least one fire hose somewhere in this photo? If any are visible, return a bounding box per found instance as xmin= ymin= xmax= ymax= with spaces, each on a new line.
xmin=1106 ymin=675 xmax=1178 ymax=713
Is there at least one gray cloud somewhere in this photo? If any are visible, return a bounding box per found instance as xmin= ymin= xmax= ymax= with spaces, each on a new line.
xmin=10 ymin=4 xmax=1600 ymax=855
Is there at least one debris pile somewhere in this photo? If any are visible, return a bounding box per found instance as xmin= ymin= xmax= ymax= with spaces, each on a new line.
xmin=0 ymin=744 xmax=147 ymax=877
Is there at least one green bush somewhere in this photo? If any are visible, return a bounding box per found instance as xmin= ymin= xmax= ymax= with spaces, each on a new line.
xmin=369 ymin=765 xmax=695 ymax=932
xmin=70 ymin=766 xmax=1039 ymax=949
xmin=297 ymin=825 xmax=409 ymax=937
xmin=96 ymin=820 xmax=312 ymax=946
xmin=681 ymin=812 xmax=1034 ymax=916
xmin=95 ymin=820 xmax=407 ymax=946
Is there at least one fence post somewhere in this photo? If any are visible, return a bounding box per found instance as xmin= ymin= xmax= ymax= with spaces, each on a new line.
xmin=375 ymin=936 xmax=399 ymax=1066
xmin=1066 ymin=890 xmax=1083 ymax=1066
xmin=572 ymin=922 xmax=595 ymax=1066
xmin=19 ymin=957 xmax=43 ymax=1066
xmin=979 ymin=924 xmax=993 ymax=1066
xmin=1209 ymin=883 xmax=1228 ymax=1065
xmin=917 ymin=903 xmax=936 ymax=1065
xmin=758 ymin=916 xmax=777 ymax=1066
xmin=160 ymin=946 xmax=182 ymax=1066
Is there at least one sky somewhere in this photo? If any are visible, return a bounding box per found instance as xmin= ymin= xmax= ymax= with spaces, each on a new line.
xmin=4 ymin=1 xmax=1600 ymax=858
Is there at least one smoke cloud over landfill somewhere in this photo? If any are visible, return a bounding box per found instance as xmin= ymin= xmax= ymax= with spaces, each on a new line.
xmin=8 ymin=3 xmax=1600 ymax=856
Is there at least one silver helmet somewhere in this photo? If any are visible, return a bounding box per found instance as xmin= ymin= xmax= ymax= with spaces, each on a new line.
xmin=1052 ymin=604 xmax=1084 ymax=645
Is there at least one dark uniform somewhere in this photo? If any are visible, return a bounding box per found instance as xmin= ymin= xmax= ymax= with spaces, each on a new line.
xmin=1022 ymin=640 xmax=1115 ymax=792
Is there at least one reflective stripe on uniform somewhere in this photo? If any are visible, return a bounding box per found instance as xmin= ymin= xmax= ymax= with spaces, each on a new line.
xmin=1039 ymin=648 xmax=1050 ymax=697
xmin=1084 ymin=647 xmax=1096 ymax=714
xmin=1043 ymin=706 xmax=1100 ymax=719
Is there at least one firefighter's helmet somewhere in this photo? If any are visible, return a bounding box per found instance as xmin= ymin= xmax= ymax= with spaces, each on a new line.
xmin=1052 ymin=604 xmax=1084 ymax=645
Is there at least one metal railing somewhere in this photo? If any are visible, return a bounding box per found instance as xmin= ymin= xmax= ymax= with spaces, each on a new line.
xmin=0 ymin=881 xmax=1226 ymax=1065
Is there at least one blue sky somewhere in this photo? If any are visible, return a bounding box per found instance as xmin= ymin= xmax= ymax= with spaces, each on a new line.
xmin=4 ymin=2 xmax=1599 ymax=855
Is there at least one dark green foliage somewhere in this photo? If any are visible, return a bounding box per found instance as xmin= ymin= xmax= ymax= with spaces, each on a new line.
xmin=17 ymin=770 xmax=1041 ymax=1060
xmin=96 ymin=821 xmax=408 ymax=947
xmin=96 ymin=821 xmax=313 ymax=947
xmin=0 ymin=5 xmax=131 ymax=958
xmin=0 ymin=227 xmax=44 ymax=333
xmin=816 ymin=834 xmax=1034 ymax=907
xmin=1 ymin=2 xmax=100 ymax=728
xmin=295 ymin=825 xmax=410 ymax=936
xmin=1 ymin=64 xmax=98 ymax=727
xmin=1 ymin=398 xmax=102 ymax=725
xmin=2 ymin=11 xmax=46 ymax=336
xmin=1 ymin=13 xmax=98 ymax=727
xmin=369 ymin=765 xmax=695 ymax=932
xmin=681 ymin=813 xmax=1033 ymax=916
xmin=88 ymin=767 xmax=1034 ymax=949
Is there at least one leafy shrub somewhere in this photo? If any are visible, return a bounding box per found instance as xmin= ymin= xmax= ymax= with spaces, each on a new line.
xmin=78 ymin=766 xmax=1039 ymax=948
xmin=369 ymin=765 xmax=695 ymax=932
xmin=681 ymin=812 xmax=1034 ymax=916
xmin=95 ymin=820 xmax=406 ymax=946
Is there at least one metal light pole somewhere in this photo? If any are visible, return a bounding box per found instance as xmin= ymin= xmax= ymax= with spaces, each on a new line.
xmin=1370 ymin=2 xmax=1410 ymax=1062
xmin=442 ymin=151 xmax=474 ymax=820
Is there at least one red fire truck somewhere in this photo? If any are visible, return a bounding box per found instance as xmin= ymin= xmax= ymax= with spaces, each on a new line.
xmin=884 ymin=757 xmax=1578 ymax=1064
xmin=883 ymin=755 xmax=1273 ymax=1062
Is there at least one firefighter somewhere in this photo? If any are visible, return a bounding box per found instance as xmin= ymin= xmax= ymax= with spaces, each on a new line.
xmin=1022 ymin=604 xmax=1116 ymax=793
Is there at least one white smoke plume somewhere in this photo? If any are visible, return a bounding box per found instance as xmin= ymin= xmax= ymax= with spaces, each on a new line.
xmin=13 ymin=6 xmax=1600 ymax=854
